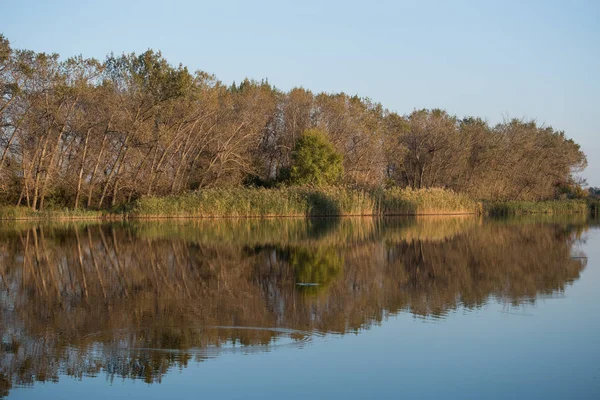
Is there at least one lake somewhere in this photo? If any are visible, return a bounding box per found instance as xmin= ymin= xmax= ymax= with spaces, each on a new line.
xmin=0 ymin=216 xmax=599 ymax=399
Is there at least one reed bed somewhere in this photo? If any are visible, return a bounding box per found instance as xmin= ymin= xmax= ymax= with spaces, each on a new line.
xmin=0 ymin=206 xmax=107 ymax=220
xmin=1 ymin=188 xmax=593 ymax=220
xmin=483 ymin=200 xmax=589 ymax=216
xmin=131 ymin=187 xmax=480 ymax=218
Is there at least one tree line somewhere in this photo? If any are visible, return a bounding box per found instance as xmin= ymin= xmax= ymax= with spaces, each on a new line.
xmin=0 ymin=34 xmax=587 ymax=210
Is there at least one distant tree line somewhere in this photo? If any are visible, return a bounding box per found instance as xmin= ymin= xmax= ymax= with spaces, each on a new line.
xmin=0 ymin=35 xmax=587 ymax=209
xmin=588 ymin=187 xmax=600 ymax=198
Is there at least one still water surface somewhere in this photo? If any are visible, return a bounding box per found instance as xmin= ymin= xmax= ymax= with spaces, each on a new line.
xmin=0 ymin=216 xmax=598 ymax=399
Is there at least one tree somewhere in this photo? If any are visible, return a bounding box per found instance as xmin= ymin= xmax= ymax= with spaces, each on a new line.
xmin=314 ymin=93 xmax=386 ymax=185
xmin=0 ymin=34 xmax=590 ymax=207
xmin=589 ymin=187 xmax=600 ymax=198
xmin=288 ymin=129 xmax=343 ymax=186
xmin=384 ymin=109 xmax=463 ymax=189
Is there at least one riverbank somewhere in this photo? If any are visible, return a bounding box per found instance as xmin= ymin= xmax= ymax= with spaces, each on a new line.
xmin=0 ymin=187 xmax=593 ymax=220
xmin=1 ymin=187 xmax=477 ymax=220
xmin=482 ymin=199 xmax=590 ymax=216
xmin=131 ymin=187 xmax=479 ymax=218
xmin=0 ymin=206 xmax=108 ymax=221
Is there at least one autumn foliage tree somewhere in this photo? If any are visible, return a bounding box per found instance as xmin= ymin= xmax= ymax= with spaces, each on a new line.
xmin=0 ymin=34 xmax=588 ymax=209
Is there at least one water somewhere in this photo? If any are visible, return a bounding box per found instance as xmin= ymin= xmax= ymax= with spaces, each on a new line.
xmin=0 ymin=216 xmax=598 ymax=399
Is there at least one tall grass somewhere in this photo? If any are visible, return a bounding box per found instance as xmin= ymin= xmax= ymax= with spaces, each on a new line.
xmin=588 ymin=198 xmax=600 ymax=218
xmin=483 ymin=200 xmax=589 ymax=216
xmin=380 ymin=187 xmax=480 ymax=215
xmin=131 ymin=187 xmax=480 ymax=218
xmin=2 ymin=188 xmax=592 ymax=220
xmin=0 ymin=206 xmax=109 ymax=221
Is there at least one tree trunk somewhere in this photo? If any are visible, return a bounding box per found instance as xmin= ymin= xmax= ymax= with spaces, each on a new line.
xmin=74 ymin=127 xmax=91 ymax=209
xmin=87 ymin=131 xmax=108 ymax=208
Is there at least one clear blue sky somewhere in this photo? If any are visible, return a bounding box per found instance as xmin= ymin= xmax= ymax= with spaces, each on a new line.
xmin=3 ymin=0 xmax=599 ymax=185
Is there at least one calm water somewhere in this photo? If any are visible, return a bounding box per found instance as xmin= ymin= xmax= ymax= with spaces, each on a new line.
xmin=0 ymin=216 xmax=598 ymax=399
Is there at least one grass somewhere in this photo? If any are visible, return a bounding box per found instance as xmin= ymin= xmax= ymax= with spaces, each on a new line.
xmin=0 ymin=187 xmax=593 ymax=220
xmin=0 ymin=205 xmax=110 ymax=221
xmin=380 ymin=187 xmax=481 ymax=215
xmin=130 ymin=187 xmax=480 ymax=218
xmin=483 ymin=199 xmax=589 ymax=216
xmin=588 ymin=198 xmax=600 ymax=217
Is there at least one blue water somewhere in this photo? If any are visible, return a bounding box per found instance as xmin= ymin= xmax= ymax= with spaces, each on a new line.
xmin=1 ymin=218 xmax=599 ymax=399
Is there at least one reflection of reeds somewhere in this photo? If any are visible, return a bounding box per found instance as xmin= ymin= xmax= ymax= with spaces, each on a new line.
xmin=383 ymin=215 xmax=481 ymax=242
xmin=120 ymin=215 xmax=480 ymax=246
xmin=0 ymin=218 xmax=589 ymax=395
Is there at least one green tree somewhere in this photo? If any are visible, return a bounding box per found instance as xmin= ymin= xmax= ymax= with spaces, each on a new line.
xmin=289 ymin=129 xmax=343 ymax=186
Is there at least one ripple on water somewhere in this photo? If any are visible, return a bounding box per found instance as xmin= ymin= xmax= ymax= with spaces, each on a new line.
xmin=72 ymin=325 xmax=327 ymax=361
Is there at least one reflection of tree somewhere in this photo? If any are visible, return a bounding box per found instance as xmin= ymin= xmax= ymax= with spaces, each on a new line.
xmin=0 ymin=374 xmax=9 ymax=398
xmin=0 ymin=217 xmax=589 ymax=396
xmin=291 ymin=246 xmax=342 ymax=286
xmin=283 ymin=246 xmax=343 ymax=295
xmin=384 ymin=224 xmax=585 ymax=316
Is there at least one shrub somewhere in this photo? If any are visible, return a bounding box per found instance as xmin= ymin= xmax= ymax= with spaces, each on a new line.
xmin=288 ymin=129 xmax=343 ymax=186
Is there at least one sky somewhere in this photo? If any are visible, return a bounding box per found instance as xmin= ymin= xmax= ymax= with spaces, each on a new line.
xmin=2 ymin=0 xmax=599 ymax=185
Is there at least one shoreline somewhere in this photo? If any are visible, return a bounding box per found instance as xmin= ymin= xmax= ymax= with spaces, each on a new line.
xmin=0 ymin=211 xmax=482 ymax=221
xmin=0 ymin=206 xmax=591 ymax=222
xmin=1 ymin=188 xmax=593 ymax=221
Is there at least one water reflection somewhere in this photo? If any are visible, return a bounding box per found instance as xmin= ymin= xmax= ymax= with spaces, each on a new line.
xmin=0 ymin=216 xmax=589 ymax=397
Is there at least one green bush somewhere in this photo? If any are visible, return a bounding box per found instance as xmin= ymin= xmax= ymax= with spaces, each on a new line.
xmin=289 ymin=129 xmax=343 ymax=186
